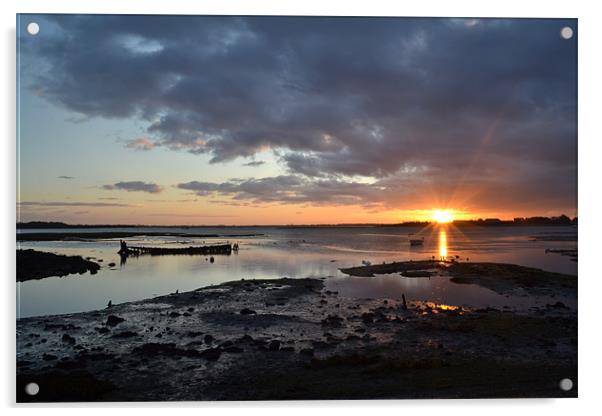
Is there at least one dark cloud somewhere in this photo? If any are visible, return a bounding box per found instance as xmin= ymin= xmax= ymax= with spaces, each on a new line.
xmin=102 ymin=181 xmax=163 ymax=194
xmin=18 ymin=201 xmax=131 ymax=207
xmin=177 ymin=175 xmax=418 ymax=207
xmin=22 ymin=16 xmax=577 ymax=212
xmin=242 ymin=160 xmax=266 ymax=167
xmin=57 ymin=175 xmax=74 ymax=179
xmin=148 ymin=213 xmax=235 ymax=218
xmin=178 ymin=164 xmax=575 ymax=215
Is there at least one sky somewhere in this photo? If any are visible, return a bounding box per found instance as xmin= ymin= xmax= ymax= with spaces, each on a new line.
xmin=17 ymin=15 xmax=577 ymax=225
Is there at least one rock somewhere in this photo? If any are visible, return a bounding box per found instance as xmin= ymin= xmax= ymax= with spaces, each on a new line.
xmin=321 ymin=315 xmax=344 ymax=328
xmin=83 ymin=352 xmax=113 ymax=361
xmin=111 ymin=331 xmax=138 ymax=339
xmin=132 ymin=343 xmax=202 ymax=359
xmin=312 ymin=340 xmax=334 ymax=350
xmin=106 ymin=315 xmax=125 ymax=327
xmin=204 ymin=334 xmax=214 ymax=344
xmin=268 ymin=340 xmax=281 ymax=351
xmin=133 ymin=343 xmax=175 ymax=356
xmin=169 ymin=312 xmax=181 ymax=318
xmin=300 ymin=348 xmax=314 ymax=356
xmin=95 ymin=327 xmax=110 ymax=334
xmin=547 ymin=301 xmax=569 ymax=309
xmin=240 ymin=308 xmax=257 ymax=315
xmin=199 ymin=348 xmax=221 ymax=361
xmin=42 ymin=353 xmax=58 ymax=361
xmin=108 ymin=262 xmax=116 ymax=267
xmin=361 ymin=313 xmax=374 ymax=324
xmin=223 ymin=346 xmax=243 ymax=353
xmin=62 ymin=334 xmax=76 ymax=345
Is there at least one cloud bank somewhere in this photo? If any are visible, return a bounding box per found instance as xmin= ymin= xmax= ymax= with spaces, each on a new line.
xmin=102 ymin=181 xmax=163 ymax=194
xmin=18 ymin=201 xmax=132 ymax=207
xmin=22 ymin=16 xmax=577 ymax=214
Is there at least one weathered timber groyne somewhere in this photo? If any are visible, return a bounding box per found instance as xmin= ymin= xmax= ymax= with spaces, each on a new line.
xmin=120 ymin=244 xmax=232 ymax=256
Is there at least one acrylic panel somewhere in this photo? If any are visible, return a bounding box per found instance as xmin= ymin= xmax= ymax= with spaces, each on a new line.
xmin=16 ymin=14 xmax=577 ymax=402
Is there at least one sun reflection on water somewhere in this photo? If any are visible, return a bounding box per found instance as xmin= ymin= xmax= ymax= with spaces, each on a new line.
xmin=438 ymin=229 xmax=448 ymax=260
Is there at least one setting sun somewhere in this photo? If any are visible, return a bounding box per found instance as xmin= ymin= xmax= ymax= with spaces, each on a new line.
xmin=432 ymin=209 xmax=454 ymax=223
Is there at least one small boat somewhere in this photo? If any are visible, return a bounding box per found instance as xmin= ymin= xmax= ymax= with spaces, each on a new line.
xmin=409 ymin=237 xmax=424 ymax=246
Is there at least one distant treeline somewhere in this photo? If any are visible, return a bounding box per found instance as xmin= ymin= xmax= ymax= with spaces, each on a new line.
xmin=17 ymin=221 xmax=232 ymax=229
xmin=452 ymin=215 xmax=577 ymax=226
xmin=18 ymin=215 xmax=577 ymax=229
xmin=17 ymin=221 xmax=140 ymax=229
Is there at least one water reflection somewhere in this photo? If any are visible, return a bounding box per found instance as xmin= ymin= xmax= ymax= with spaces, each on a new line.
xmin=17 ymin=225 xmax=577 ymax=317
xmin=325 ymin=274 xmax=576 ymax=311
xmin=119 ymin=252 xmax=128 ymax=267
xmin=438 ymin=229 xmax=448 ymax=260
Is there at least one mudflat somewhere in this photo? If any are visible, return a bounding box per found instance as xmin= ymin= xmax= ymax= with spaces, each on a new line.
xmin=17 ymin=273 xmax=577 ymax=401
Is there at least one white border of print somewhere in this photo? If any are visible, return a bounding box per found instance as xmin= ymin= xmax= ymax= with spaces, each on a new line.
xmin=1 ymin=0 xmax=600 ymax=415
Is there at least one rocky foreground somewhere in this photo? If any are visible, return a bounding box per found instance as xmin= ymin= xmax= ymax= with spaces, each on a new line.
xmin=17 ymin=266 xmax=577 ymax=402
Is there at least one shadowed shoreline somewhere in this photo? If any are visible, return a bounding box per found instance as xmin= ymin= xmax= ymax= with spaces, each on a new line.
xmin=17 ymin=250 xmax=100 ymax=282
xmin=340 ymin=260 xmax=577 ymax=296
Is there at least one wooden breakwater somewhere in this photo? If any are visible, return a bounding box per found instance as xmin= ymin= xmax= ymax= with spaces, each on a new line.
xmin=120 ymin=244 xmax=232 ymax=256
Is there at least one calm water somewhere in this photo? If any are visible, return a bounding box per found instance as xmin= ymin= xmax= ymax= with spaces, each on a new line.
xmin=17 ymin=225 xmax=577 ymax=318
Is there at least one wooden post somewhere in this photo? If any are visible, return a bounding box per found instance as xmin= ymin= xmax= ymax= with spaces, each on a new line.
xmin=402 ymin=294 xmax=408 ymax=310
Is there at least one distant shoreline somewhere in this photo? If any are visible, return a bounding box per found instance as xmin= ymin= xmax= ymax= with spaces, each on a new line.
xmin=16 ymin=231 xmax=265 ymax=241
xmin=17 ymin=216 xmax=577 ymax=230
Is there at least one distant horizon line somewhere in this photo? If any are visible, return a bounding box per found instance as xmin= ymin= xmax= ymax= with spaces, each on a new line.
xmin=17 ymin=215 xmax=577 ymax=228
